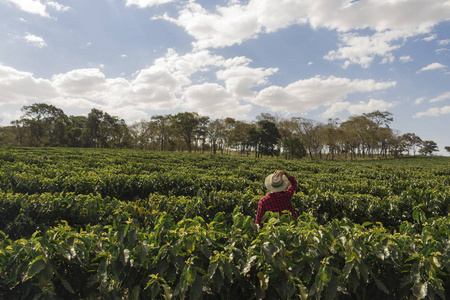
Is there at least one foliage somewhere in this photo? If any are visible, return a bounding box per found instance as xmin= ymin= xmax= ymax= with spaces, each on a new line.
xmin=0 ymin=147 xmax=449 ymax=299
xmin=419 ymin=140 xmax=439 ymax=156
xmin=3 ymin=105 xmax=440 ymax=160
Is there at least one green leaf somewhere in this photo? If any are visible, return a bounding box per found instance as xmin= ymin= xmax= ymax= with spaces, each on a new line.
xmin=359 ymin=261 xmax=369 ymax=282
xmin=375 ymin=279 xmax=389 ymax=294
xmin=162 ymin=283 xmax=173 ymax=300
xmin=413 ymin=281 xmax=427 ymax=299
xmin=243 ymin=255 xmax=258 ymax=274
xmin=60 ymin=277 xmax=75 ymax=294
xmin=189 ymin=275 xmax=203 ymax=300
xmin=208 ymin=261 xmax=219 ymax=279
xmin=223 ymin=261 xmax=233 ymax=281
xmin=362 ymin=222 xmax=372 ymax=227
xmin=23 ymin=255 xmax=46 ymax=282
xmin=343 ymin=262 xmax=353 ymax=279
xmin=325 ymin=275 xmax=337 ymax=300
xmin=132 ymin=285 xmax=140 ymax=300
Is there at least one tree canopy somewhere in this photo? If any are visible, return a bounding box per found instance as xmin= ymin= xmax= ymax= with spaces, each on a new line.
xmin=0 ymin=104 xmax=441 ymax=160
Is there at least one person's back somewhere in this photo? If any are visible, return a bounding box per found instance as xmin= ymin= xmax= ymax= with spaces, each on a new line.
xmin=255 ymin=170 xmax=297 ymax=228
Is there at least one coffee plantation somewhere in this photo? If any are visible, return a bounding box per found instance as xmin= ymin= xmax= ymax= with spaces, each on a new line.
xmin=0 ymin=147 xmax=449 ymax=299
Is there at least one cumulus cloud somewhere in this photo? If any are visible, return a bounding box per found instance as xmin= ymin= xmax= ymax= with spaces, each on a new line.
xmin=323 ymin=30 xmax=405 ymax=68
xmin=0 ymin=48 xmax=279 ymax=122
xmin=347 ymin=99 xmax=397 ymax=115
xmin=0 ymin=64 xmax=56 ymax=104
xmin=321 ymin=99 xmax=397 ymax=118
xmin=252 ymin=75 xmax=396 ymax=113
xmin=415 ymin=97 xmax=426 ymax=105
xmin=414 ymin=106 xmax=450 ymax=118
xmin=6 ymin=0 xmax=49 ymax=17
xmin=399 ymin=55 xmax=413 ymax=63
xmin=437 ymin=39 xmax=450 ymax=45
xmin=424 ymin=34 xmax=437 ymax=42
xmin=148 ymin=0 xmax=450 ymax=68
xmin=183 ymin=83 xmax=252 ymax=119
xmin=157 ymin=2 xmax=262 ymax=49
xmin=416 ymin=62 xmax=447 ymax=73
xmin=216 ymin=65 xmax=278 ymax=98
xmin=125 ymin=0 xmax=175 ymax=8
xmin=430 ymin=91 xmax=450 ymax=103
xmin=47 ymin=1 xmax=70 ymax=12
xmin=6 ymin=0 xmax=70 ymax=17
xmin=24 ymin=33 xmax=47 ymax=48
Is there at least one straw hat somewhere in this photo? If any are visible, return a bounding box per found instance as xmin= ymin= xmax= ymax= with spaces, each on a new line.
xmin=265 ymin=173 xmax=290 ymax=192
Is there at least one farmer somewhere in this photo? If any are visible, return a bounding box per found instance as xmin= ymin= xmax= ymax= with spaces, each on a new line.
xmin=255 ymin=170 xmax=298 ymax=228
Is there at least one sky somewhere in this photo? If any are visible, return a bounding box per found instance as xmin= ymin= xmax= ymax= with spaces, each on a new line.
xmin=0 ymin=0 xmax=449 ymax=155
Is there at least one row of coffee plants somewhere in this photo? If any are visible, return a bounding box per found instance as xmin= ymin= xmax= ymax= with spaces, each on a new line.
xmin=0 ymin=147 xmax=449 ymax=299
xmin=1 ymin=209 xmax=449 ymax=299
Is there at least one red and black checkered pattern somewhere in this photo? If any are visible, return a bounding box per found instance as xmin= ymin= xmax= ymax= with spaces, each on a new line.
xmin=255 ymin=175 xmax=298 ymax=228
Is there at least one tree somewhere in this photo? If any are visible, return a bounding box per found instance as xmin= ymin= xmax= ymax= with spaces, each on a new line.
xmin=171 ymin=112 xmax=201 ymax=153
xmin=80 ymin=109 xmax=130 ymax=148
xmin=195 ymin=116 xmax=210 ymax=153
xmin=282 ymin=136 xmax=306 ymax=159
xmin=445 ymin=146 xmax=450 ymax=154
xmin=229 ymin=120 xmax=252 ymax=156
xmin=81 ymin=109 xmax=104 ymax=147
xmin=248 ymin=120 xmax=281 ymax=158
xmin=419 ymin=140 xmax=439 ymax=156
xmin=152 ymin=115 xmax=171 ymax=151
xmin=66 ymin=116 xmax=87 ymax=147
xmin=294 ymin=117 xmax=323 ymax=159
xmin=340 ymin=116 xmax=376 ymax=159
xmin=129 ymin=120 xmax=154 ymax=150
xmin=15 ymin=103 xmax=68 ymax=147
xmin=208 ymin=119 xmax=225 ymax=154
xmin=321 ymin=118 xmax=341 ymax=160
xmin=258 ymin=120 xmax=281 ymax=156
xmin=363 ymin=110 xmax=393 ymax=128
xmin=400 ymin=133 xmax=422 ymax=156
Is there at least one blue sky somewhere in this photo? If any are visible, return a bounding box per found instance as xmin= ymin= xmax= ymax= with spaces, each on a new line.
xmin=0 ymin=0 xmax=449 ymax=155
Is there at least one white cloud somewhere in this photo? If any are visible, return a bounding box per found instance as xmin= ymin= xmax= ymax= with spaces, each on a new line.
xmin=321 ymin=99 xmax=397 ymax=118
xmin=347 ymin=99 xmax=397 ymax=115
xmin=430 ymin=91 xmax=450 ymax=103
xmin=216 ymin=65 xmax=278 ymax=98
xmin=24 ymin=33 xmax=47 ymax=48
xmin=399 ymin=55 xmax=412 ymax=63
xmin=183 ymin=83 xmax=252 ymax=119
xmin=414 ymin=106 xmax=450 ymax=118
xmin=0 ymin=64 xmax=57 ymax=104
xmin=47 ymin=1 xmax=70 ymax=12
xmin=52 ymin=68 xmax=108 ymax=96
xmin=158 ymin=3 xmax=262 ymax=49
xmin=0 ymin=49 xmax=398 ymax=124
xmin=438 ymin=39 xmax=450 ymax=45
xmin=252 ymin=75 xmax=396 ymax=113
xmin=417 ymin=62 xmax=447 ymax=73
xmin=320 ymin=101 xmax=351 ymax=118
xmin=424 ymin=34 xmax=437 ymax=41
xmin=6 ymin=0 xmax=70 ymax=17
xmin=324 ymin=29 xmax=415 ymax=68
xmin=154 ymin=48 xmax=225 ymax=77
xmin=415 ymin=97 xmax=426 ymax=104
xmin=150 ymin=0 xmax=450 ymax=68
xmin=6 ymin=0 xmax=49 ymax=17
xmin=125 ymin=0 xmax=175 ymax=8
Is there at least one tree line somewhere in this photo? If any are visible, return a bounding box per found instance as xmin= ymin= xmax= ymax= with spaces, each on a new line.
xmin=0 ymin=103 xmax=444 ymax=159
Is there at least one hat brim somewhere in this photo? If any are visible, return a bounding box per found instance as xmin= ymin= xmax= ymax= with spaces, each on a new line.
xmin=265 ymin=174 xmax=290 ymax=192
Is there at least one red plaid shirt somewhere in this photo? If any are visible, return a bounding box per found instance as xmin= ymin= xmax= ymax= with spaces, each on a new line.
xmin=255 ymin=175 xmax=298 ymax=228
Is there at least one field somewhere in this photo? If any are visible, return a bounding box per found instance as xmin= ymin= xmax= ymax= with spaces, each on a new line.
xmin=0 ymin=147 xmax=449 ymax=299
